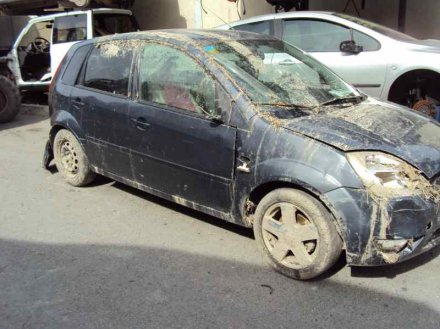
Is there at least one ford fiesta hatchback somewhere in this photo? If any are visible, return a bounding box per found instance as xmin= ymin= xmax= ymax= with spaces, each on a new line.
xmin=44 ymin=30 xmax=440 ymax=280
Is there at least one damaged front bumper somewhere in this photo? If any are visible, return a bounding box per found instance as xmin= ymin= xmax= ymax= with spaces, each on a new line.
xmin=325 ymin=186 xmax=440 ymax=266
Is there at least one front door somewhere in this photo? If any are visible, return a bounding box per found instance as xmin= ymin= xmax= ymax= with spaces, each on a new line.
xmin=280 ymin=18 xmax=387 ymax=98
xmin=128 ymin=42 xmax=236 ymax=213
xmin=51 ymin=12 xmax=89 ymax=74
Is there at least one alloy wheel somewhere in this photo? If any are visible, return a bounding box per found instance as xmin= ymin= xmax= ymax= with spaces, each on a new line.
xmin=262 ymin=202 xmax=319 ymax=269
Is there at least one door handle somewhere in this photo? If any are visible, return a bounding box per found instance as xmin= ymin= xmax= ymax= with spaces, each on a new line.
xmin=71 ymin=97 xmax=85 ymax=107
xmin=131 ymin=117 xmax=150 ymax=130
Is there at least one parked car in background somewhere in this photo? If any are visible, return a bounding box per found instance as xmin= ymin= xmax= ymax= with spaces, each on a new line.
xmin=217 ymin=12 xmax=440 ymax=117
xmin=0 ymin=7 xmax=138 ymax=123
xmin=44 ymin=30 xmax=440 ymax=280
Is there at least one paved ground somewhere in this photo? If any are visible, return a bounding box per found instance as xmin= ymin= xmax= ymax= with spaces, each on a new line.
xmin=1 ymin=106 xmax=440 ymax=329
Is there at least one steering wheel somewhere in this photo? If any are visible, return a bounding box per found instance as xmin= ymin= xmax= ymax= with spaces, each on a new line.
xmin=32 ymin=37 xmax=50 ymax=54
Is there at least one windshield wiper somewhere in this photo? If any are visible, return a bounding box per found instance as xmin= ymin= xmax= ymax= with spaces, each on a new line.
xmin=255 ymin=102 xmax=314 ymax=110
xmin=316 ymin=95 xmax=366 ymax=108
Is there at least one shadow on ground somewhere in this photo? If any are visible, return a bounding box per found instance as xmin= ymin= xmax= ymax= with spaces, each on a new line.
xmin=0 ymin=104 xmax=48 ymax=131
xmin=0 ymin=238 xmax=439 ymax=329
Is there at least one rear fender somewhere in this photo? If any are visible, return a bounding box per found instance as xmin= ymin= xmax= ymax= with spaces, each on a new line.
xmin=50 ymin=110 xmax=85 ymax=146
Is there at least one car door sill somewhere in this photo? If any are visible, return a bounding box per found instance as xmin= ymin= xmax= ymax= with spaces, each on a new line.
xmin=92 ymin=165 xmax=234 ymax=223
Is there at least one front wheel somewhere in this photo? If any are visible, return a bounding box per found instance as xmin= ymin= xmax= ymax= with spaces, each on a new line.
xmin=53 ymin=129 xmax=95 ymax=186
xmin=253 ymin=188 xmax=343 ymax=280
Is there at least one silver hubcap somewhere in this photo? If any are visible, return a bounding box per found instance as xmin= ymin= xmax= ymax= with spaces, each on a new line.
xmin=262 ymin=202 xmax=319 ymax=269
xmin=59 ymin=141 xmax=78 ymax=175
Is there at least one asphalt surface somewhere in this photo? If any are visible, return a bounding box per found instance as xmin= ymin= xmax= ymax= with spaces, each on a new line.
xmin=1 ymin=106 xmax=440 ymax=329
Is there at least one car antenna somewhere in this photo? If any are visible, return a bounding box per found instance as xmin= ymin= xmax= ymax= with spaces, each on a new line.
xmin=200 ymin=0 xmax=236 ymax=30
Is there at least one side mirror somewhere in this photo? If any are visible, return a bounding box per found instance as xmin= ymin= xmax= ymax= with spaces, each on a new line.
xmin=340 ymin=40 xmax=363 ymax=54
xmin=208 ymin=113 xmax=224 ymax=124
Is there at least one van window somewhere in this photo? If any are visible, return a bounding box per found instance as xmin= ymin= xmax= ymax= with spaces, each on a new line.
xmin=93 ymin=13 xmax=138 ymax=37
xmin=82 ymin=44 xmax=133 ymax=96
xmin=139 ymin=43 xmax=216 ymax=116
xmin=53 ymin=14 xmax=87 ymax=44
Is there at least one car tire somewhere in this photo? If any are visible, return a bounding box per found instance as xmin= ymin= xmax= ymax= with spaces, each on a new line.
xmin=53 ymin=129 xmax=95 ymax=187
xmin=253 ymin=188 xmax=343 ymax=280
xmin=0 ymin=75 xmax=21 ymax=123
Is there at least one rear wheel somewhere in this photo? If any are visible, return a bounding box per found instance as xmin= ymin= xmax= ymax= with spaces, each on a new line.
xmin=53 ymin=129 xmax=95 ymax=186
xmin=0 ymin=75 xmax=21 ymax=123
xmin=388 ymin=70 xmax=440 ymax=118
xmin=253 ymin=188 xmax=342 ymax=280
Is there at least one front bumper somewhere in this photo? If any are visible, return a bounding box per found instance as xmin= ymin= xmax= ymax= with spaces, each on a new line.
xmin=324 ymin=187 xmax=440 ymax=266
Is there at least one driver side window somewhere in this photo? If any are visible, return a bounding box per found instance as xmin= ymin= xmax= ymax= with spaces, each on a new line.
xmin=139 ymin=43 xmax=216 ymax=116
xmin=282 ymin=19 xmax=380 ymax=52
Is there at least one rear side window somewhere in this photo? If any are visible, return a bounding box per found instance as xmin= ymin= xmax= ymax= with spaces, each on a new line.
xmin=61 ymin=45 xmax=92 ymax=86
xmin=82 ymin=43 xmax=134 ymax=96
xmin=234 ymin=20 xmax=272 ymax=35
xmin=53 ymin=14 xmax=87 ymax=44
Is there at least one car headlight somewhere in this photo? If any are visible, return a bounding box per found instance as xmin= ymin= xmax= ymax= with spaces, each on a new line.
xmin=346 ymin=152 xmax=426 ymax=197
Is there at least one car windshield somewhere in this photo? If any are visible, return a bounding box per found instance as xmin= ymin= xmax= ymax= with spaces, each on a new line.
xmin=93 ymin=13 xmax=138 ymax=37
xmin=334 ymin=13 xmax=417 ymax=42
xmin=202 ymin=38 xmax=359 ymax=108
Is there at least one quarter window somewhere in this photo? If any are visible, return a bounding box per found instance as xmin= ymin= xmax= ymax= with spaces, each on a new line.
xmin=234 ymin=20 xmax=272 ymax=35
xmin=53 ymin=14 xmax=87 ymax=44
xmin=282 ymin=19 xmax=380 ymax=52
xmin=139 ymin=43 xmax=216 ymax=116
xmin=83 ymin=43 xmax=133 ymax=96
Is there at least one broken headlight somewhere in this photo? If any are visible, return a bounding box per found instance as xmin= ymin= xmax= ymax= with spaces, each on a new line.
xmin=347 ymin=152 xmax=422 ymax=194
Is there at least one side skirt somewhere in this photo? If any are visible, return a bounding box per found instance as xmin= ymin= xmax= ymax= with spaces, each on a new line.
xmin=91 ymin=166 xmax=242 ymax=225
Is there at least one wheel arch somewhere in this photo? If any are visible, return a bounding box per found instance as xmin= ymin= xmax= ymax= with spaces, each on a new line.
xmin=245 ymin=179 xmax=347 ymax=247
xmin=49 ymin=109 xmax=84 ymax=145
xmin=387 ymin=68 xmax=440 ymax=104
xmin=0 ymin=63 xmax=16 ymax=83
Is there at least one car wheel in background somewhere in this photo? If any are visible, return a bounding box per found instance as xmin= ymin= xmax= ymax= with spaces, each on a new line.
xmin=253 ymin=188 xmax=343 ymax=280
xmin=54 ymin=129 xmax=96 ymax=186
xmin=0 ymin=76 xmax=21 ymax=123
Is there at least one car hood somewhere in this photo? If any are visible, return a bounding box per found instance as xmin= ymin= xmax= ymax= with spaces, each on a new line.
xmin=280 ymin=100 xmax=440 ymax=179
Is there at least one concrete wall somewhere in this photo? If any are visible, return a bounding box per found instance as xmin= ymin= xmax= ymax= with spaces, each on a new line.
xmin=309 ymin=0 xmax=440 ymax=39
xmin=0 ymin=15 xmax=30 ymax=54
xmin=133 ymin=0 xmax=274 ymax=30
xmin=133 ymin=0 xmax=439 ymax=39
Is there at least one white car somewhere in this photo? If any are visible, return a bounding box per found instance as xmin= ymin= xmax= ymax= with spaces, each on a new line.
xmin=218 ymin=11 xmax=440 ymax=116
xmin=0 ymin=7 xmax=138 ymax=122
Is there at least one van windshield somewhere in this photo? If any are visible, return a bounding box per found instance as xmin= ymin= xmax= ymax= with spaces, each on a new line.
xmin=202 ymin=39 xmax=359 ymax=108
xmin=93 ymin=13 xmax=138 ymax=37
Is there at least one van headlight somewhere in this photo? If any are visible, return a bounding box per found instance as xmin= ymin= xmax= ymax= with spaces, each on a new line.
xmin=346 ymin=152 xmax=420 ymax=192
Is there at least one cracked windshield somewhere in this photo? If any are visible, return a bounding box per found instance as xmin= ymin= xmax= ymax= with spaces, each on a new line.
xmin=203 ymin=39 xmax=360 ymax=108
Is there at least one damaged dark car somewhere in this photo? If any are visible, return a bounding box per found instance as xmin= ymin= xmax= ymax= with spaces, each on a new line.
xmin=44 ymin=30 xmax=440 ymax=280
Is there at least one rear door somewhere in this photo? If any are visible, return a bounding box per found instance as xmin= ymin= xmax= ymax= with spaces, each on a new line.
xmin=280 ymin=18 xmax=387 ymax=98
xmin=51 ymin=12 xmax=89 ymax=74
xmin=128 ymin=42 xmax=236 ymax=213
xmin=71 ymin=42 xmax=135 ymax=180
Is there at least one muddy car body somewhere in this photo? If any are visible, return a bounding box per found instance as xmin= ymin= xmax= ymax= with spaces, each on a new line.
xmin=44 ymin=30 xmax=440 ymax=279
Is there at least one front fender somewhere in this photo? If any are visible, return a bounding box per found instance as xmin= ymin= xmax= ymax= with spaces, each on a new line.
xmin=254 ymin=157 xmax=363 ymax=194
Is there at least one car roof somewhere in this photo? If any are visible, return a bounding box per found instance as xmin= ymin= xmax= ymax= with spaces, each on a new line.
xmin=217 ymin=11 xmax=336 ymax=28
xmin=85 ymin=29 xmax=278 ymax=47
